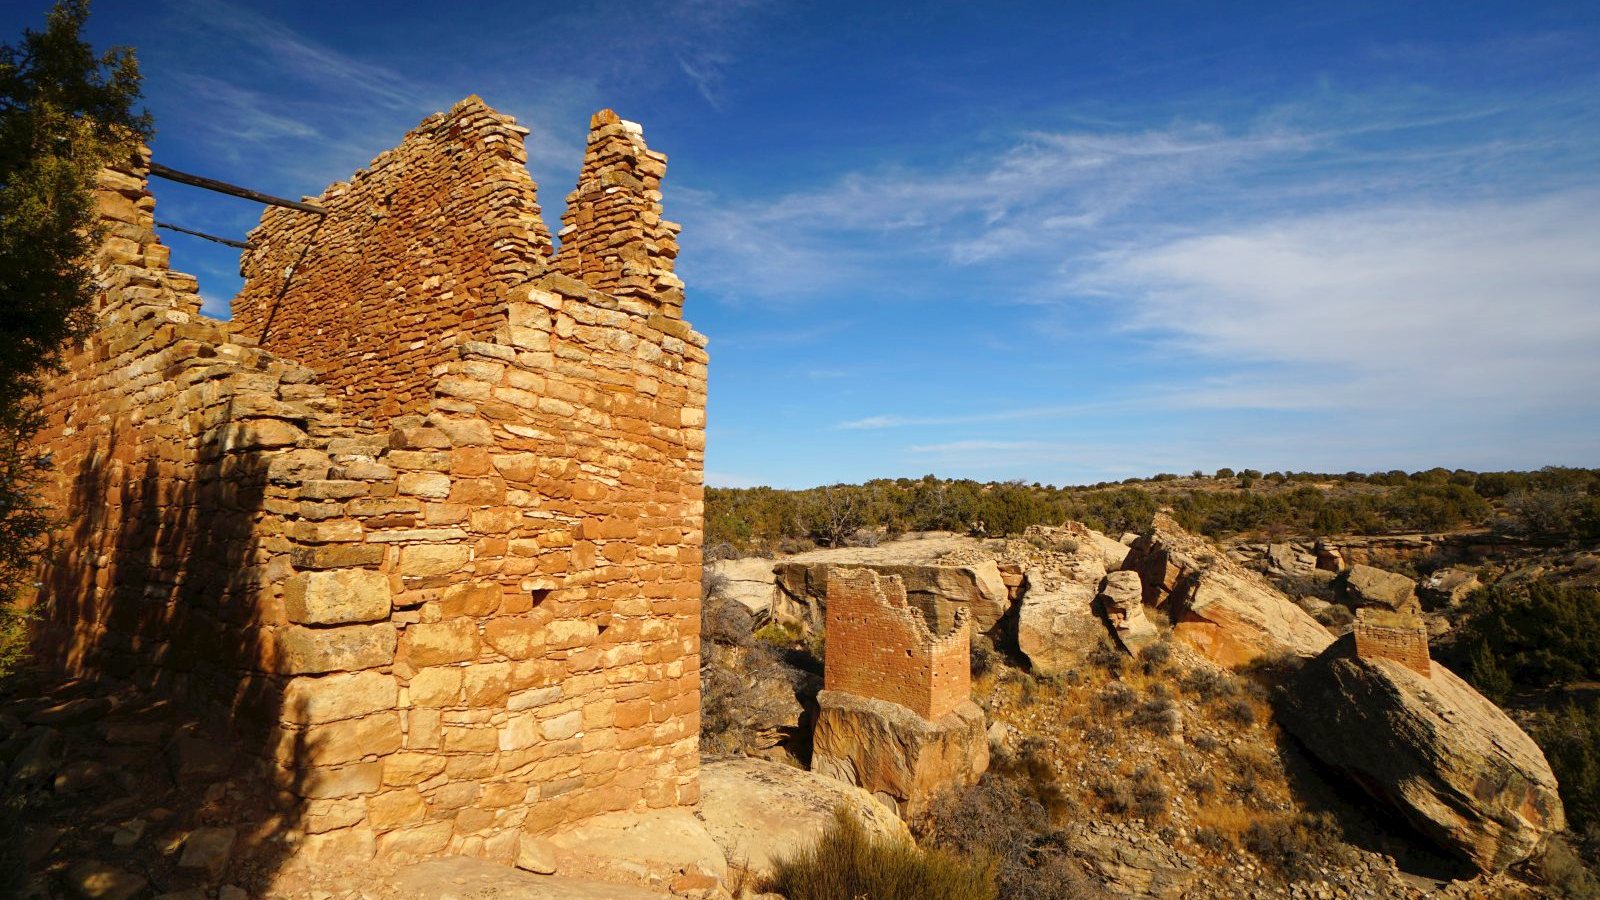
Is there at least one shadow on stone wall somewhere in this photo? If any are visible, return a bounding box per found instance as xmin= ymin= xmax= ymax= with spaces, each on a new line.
xmin=4 ymin=416 xmax=322 ymax=894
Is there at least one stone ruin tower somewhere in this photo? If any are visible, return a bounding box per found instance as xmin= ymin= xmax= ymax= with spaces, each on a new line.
xmin=810 ymin=568 xmax=988 ymax=817
xmin=28 ymin=98 xmax=706 ymax=864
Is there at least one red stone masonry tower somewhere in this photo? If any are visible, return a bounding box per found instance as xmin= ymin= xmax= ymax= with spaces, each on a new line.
xmin=822 ymin=568 xmax=971 ymax=720
xmin=31 ymin=97 xmax=707 ymax=865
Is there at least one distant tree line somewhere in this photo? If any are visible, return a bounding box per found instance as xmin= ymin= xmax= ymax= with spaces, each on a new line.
xmin=705 ymin=467 xmax=1600 ymax=554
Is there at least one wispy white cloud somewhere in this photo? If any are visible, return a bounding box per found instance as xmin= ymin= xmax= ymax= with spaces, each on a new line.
xmin=1084 ymin=191 xmax=1600 ymax=416
xmin=836 ymin=401 xmax=1114 ymax=430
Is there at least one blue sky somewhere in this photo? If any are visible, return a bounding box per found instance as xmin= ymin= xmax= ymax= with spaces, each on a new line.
xmin=15 ymin=0 xmax=1600 ymax=488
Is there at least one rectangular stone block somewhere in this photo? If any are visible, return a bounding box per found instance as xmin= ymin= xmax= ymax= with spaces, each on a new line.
xmin=284 ymin=569 xmax=392 ymax=625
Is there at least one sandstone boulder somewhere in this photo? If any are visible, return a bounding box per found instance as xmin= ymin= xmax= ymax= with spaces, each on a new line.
xmin=810 ymin=689 xmax=988 ymax=818
xmin=1280 ymin=635 xmax=1565 ymax=872
xmin=707 ymin=556 xmax=779 ymax=617
xmin=1097 ymin=570 xmax=1158 ymax=655
xmin=1421 ymin=567 xmax=1481 ymax=609
xmin=1017 ymin=569 xmax=1108 ymax=675
xmin=1122 ymin=513 xmax=1332 ymax=668
xmin=699 ymin=756 xmax=908 ymax=878
xmin=1343 ymin=564 xmax=1420 ymax=612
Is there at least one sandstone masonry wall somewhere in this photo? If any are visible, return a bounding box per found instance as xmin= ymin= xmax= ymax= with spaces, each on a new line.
xmin=31 ymin=99 xmax=706 ymax=867
xmin=230 ymin=99 xmax=553 ymax=423
xmin=1353 ymin=609 xmax=1431 ymax=677
xmin=823 ymin=568 xmax=969 ymax=721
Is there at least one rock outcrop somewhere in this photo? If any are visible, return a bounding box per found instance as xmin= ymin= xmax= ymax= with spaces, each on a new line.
xmin=1122 ymin=513 xmax=1332 ymax=667
xmin=1343 ymin=563 xmax=1420 ymax=613
xmin=810 ymin=690 xmax=988 ymax=818
xmin=698 ymin=756 xmax=908 ymax=878
xmin=1280 ymin=635 xmax=1565 ymax=872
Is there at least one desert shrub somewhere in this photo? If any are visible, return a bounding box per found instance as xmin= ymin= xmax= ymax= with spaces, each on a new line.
xmin=1220 ymin=698 xmax=1257 ymax=728
xmin=1537 ymin=834 xmax=1600 ymax=899
xmin=1188 ymin=771 xmax=1219 ymax=800
xmin=1193 ymin=826 xmax=1230 ymax=853
xmin=1092 ymin=776 xmax=1134 ymax=816
xmin=1129 ymin=686 xmax=1178 ymax=735
xmin=970 ymin=633 xmax=997 ymax=678
xmin=1131 ymin=767 xmax=1169 ymax=821
xmin=1243 ymin=813 xmax=1352 ymax=883
xmin=1179 ymin=667 xmax=1237 ymax=702
xmin=1088 ymin=638 xmax=1127 ymax=676
xmin=1314 ymin=603 xmax=1355 ymax=630
xmin=922 ymin=776 xmax=1098 ymax=900
xmin=1138 ymin=639 xmax=1172 ymax=675
xmin=1191 ymin=733 xmax=1221 ymax=753
xmin=753 ymin=620 xmax=804 ymax=646
xmin=768 ymin=808 xmax=995 ymax=900
xmin=1096 ymin=681 xmax=1136 ymax=714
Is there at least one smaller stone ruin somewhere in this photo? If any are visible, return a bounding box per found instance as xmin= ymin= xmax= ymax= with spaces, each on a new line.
xmin=1352 ymin=608 xmax=1431 ymax=677
xmin=809 ymin=568 xmax=987 ymax=817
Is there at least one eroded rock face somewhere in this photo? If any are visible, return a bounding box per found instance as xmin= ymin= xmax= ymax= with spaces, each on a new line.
xmin=1343 ymin=563 xmax=1420 ymax=613
xmin=1017 ymin=568 xmax=1109 ymax=675
xmin=1280 ymin=636 xmax=1565 ymax=872
xmin=1122 ymin=513 xmax=1332 ymax=667
xmin=1097 ymin=570 xmax=1157 ymax=655
xmin=810 ymin=690 xmax=988 ymax=818
xmin=699 ymin=756 xmax=909 ymax=878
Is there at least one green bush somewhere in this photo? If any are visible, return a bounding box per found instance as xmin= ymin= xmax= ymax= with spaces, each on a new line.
xmin=767 ymin=808 xmax=996 ymax=900
xmin=1532 ymin=701 xmax=1600 ymax=871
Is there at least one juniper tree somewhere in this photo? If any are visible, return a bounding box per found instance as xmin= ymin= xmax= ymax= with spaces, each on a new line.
xmin=0 ymin=0 xmax=149 ymax=677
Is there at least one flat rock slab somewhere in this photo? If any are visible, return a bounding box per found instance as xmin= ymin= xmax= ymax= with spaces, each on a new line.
xmin=699 ymin=756 xmax=908 ymax=877
xmin=389 ymin=856 xmax=672 ymax=899
xmin=547 ymin=806 xmax=728 ymax=882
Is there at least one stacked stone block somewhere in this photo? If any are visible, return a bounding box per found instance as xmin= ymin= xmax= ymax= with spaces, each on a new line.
xmin=554 ymin=110 xmax=684 ymax=315
xmin=31 ymin=98 xmax=706 ymax=866
xmin=1353 ymin=608 xmax=1432 ymax=677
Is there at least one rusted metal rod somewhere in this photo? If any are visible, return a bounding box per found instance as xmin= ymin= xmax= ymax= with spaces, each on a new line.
xmin=149 ymin=162 xmax=327 ymax=215
xmin=155 ymin=220 xmax=253 ymax=250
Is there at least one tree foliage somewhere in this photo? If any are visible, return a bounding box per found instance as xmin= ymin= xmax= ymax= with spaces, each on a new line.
xmin=705 ymin=467 xmax=1594 ymax=554
xmin=0 ymin=0 xmax=149 ymax=677
xmin=1454 ymin=582 xmax=1600 ymax=694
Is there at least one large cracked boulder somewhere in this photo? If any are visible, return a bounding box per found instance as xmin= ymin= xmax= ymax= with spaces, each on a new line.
xmin=1343 ymin=563 xmax=1420 ymax=613
xmin=1122 ymin=513 xmax=1332 ymax=667
xmin=1279 ymin=635 xmax=1565 ymax=872
xmin=810 ymin=690 xmax=988 ymax=818
xmin=1017 ymin=567 xmax=1109 ymax=675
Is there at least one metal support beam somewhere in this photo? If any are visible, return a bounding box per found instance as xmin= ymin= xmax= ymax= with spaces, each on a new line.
xmin=155 ymin=220 xmax=253 ymax=250
xmin=149 ymin=162 xmax=327 ymax=216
